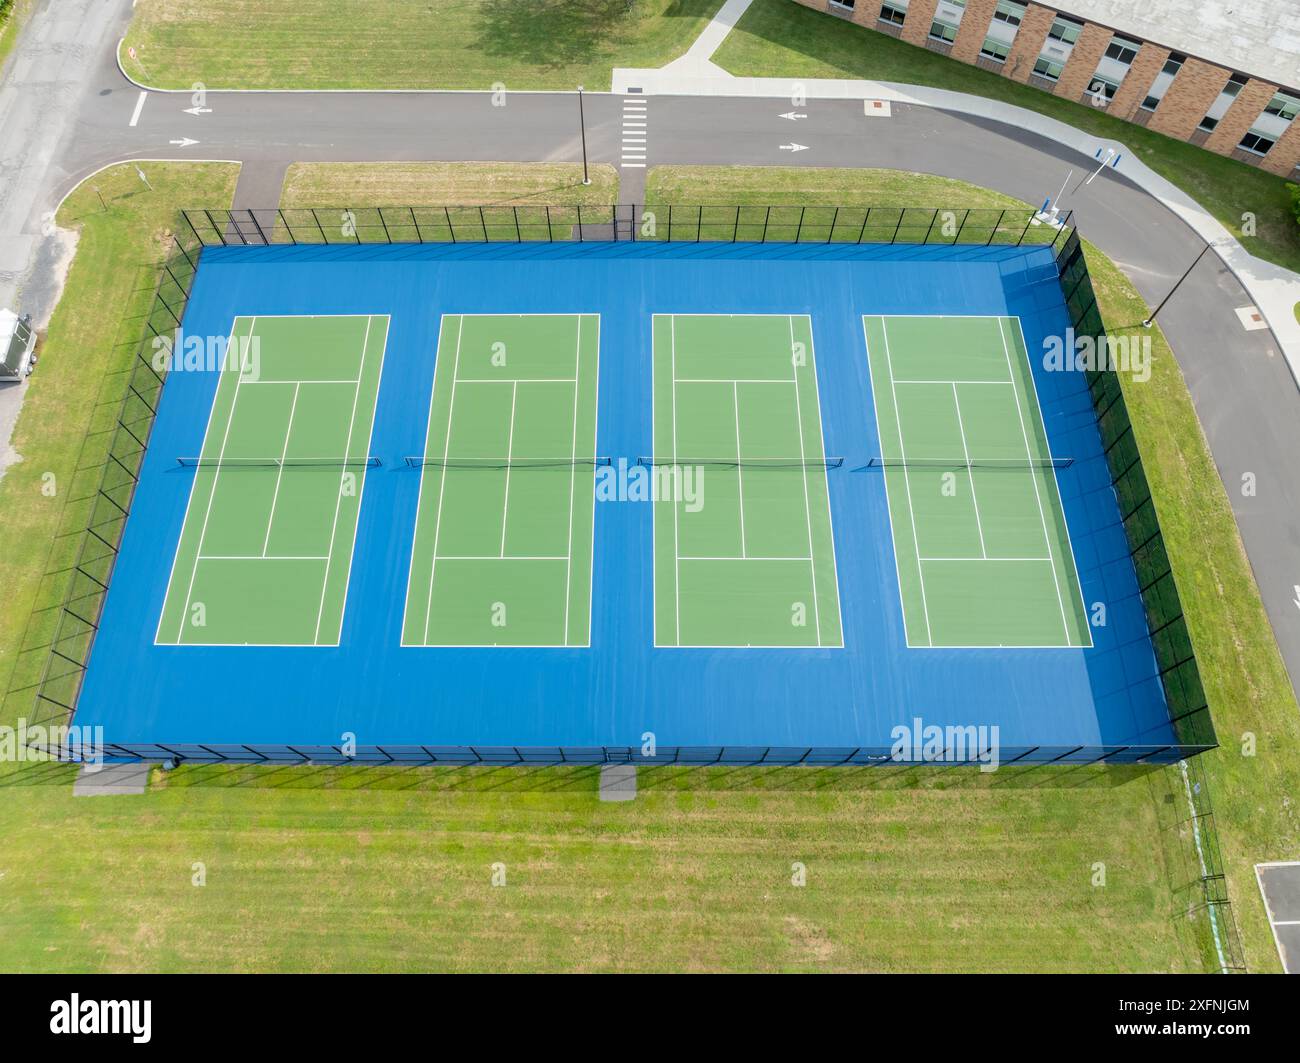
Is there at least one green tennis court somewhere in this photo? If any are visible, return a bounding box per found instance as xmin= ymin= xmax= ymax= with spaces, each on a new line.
xmin=652 ymin=314 xmax=843 ymax=648
xmin=864 ymin=315 xmax=1091 ymax=648
xmin=156 ymin=314 xmax=388 ymax=646
xmin=402 ymin=313 xmax=600 ymax=647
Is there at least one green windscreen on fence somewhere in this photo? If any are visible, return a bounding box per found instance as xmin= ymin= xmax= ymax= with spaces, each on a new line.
xmin=1055 ymin=229 xmax=1214 ymax=751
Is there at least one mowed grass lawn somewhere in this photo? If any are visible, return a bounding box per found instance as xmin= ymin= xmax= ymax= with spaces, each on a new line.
xmin=0 ymin=162 xmax=1236 ymax=973
xmin=121 ymin=0 xmax=724 ymax=91
xmin=712 ymin=0 xmax=1300 ymax=275
xmin=0 ymin=764 xmax=1198 ymax=973
xmin=279 ymin=161 xmax=619 ymax=206
xmin=649 ymin=164 xmax=1300 ymax=972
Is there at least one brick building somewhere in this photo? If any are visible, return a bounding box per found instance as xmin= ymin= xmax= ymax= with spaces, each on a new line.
xmin=793 ymin=0 xmax=1300 ymax=177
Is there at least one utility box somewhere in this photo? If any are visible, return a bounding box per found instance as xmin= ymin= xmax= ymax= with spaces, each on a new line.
xmin=0 ymin=309 xmax=36 ymax=380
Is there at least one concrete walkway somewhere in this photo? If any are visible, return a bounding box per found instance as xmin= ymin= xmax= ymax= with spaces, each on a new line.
xmin=613 ymin=3 xmax=1300 ymax=386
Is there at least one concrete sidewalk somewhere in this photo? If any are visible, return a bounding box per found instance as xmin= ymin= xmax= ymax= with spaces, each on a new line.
xmin=613 ymin=6 xmax=1300 ymax=386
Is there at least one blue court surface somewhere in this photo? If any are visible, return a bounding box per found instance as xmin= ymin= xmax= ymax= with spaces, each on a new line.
xmin=74 ymin=240 xmax=1176 ymax=761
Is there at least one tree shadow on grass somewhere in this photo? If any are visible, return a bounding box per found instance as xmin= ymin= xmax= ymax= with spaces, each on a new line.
xmin=472 ymin=0 xmax=707 ymax=74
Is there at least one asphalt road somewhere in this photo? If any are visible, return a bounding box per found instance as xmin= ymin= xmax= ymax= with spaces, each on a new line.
xmin=5 ymin=1 xmax=1299 ymax=707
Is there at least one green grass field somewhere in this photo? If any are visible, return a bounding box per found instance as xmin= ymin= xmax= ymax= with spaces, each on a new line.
xmin=652 ymin=314 xmax=841 ymax=648
xmin=403 ymin=313 xmax=600 ymax=647
xmin=279 ymin=162 xmax=620 ymax=208
xmin=711 ymin=0 xmax=1300 ymax=275
xmin=158 ymin=315 xmax=388 ymax=646
xmin=864 ymin=315 xmax=1088 ymax=648
xmin=0 ymin=161 xmax=1290 ymax=972
xmin=0 ymin=762 xmax=1206 ymax=973
xmin=121 ymin=0 xmax=724 ymax=91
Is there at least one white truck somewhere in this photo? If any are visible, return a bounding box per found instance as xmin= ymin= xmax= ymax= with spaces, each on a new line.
xmin=0 ymin=308 xmax=36 ymax=380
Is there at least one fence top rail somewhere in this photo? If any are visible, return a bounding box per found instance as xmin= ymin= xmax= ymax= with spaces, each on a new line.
xmin=183 ymin=204 xmax=1075 ymax=249
xmin=192 ymin=203 xmax=1065 ymax=213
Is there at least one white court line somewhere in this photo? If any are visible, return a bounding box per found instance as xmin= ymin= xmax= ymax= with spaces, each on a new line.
xmin=678 ymin=377 xmax=792 ymax=384
xmin=175 ymin=316 xmax=257 ymax=642
xmin=456 ymin=376 xmax=576 ymax=383
xmin=996 ymin=317 xmax=1070 ymax=645
xmin=400 ymin=316 xmax=450 ymax=646
xmin=880 ymin=318 xmax=934 ymax=646
xmin=680 ymin=556 xmax=813 ymax=562
xmin=261 ymin=382 xmax=301 ymax=557
xmin=312 ymin=316 xmax=375 ymax=645
xmin=498 ymin=381 xmax=519 ymax=558
xmin=200 ymin=555 xmax=328 ymax=561
xmin=129 ymin=90 xmax=147 ymax=127
xmin=563 ymin=317 xmax=583 ymax=646
xmin=422 ymin=315 xmax=465 ymax=646
xmin=1008 ymin=315 xmax=1093 ymax=650
xmin=670 ymin=316 xmax=682 ymax=645
xmin=801 ymin=315 xmax=846 ymax=647
xmin=241 ymin=378 xmax=358 ymax=386
xmin=436 ymin=555 xmax=568 ymax=561
xmin=732 ymin=381 xmax=748 ymax=558
xmin=950 ymin=382 xmax=987 ymax=559
xmin=894 ymin=378 xmax=1013 ymax=385
xmin=921 ymin=556 xmax=1051 ymax=562
xmin=154 ymin=317 xmax=242 ymax=646
xmin=788 ymin=315 xmax=823 ymax=645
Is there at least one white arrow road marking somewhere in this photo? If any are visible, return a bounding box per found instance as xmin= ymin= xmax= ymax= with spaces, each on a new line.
xmin=169 ymin=137 xmax=200 ymax=147
xmin=128 ymin=91 xmax=147 ymax=127
xmin=778 ymin=111 xmax=807 ymax=120
xmin=1292 ymin=584 xmax=1300 ymax=610
xmin=779 ymin=143 xmax=809 ymax=152
xmin=183 ymin=106 xmax=213 ymax=115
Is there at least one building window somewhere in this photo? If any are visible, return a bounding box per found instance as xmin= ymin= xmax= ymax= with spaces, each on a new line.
xmin=879 ymin=2 xmax=907 ymax=26
xmin=1047 ymin=16 xmax=1083 ymax=45
xmin=1140 ymin=53 xmax=1185 ymax=111
xmin=980 ymin=37 xmax=1011 ymax=62
xmin=1263 ymin=91 xmax=1300 ymax=122
xmin=1033 ymin=57 xmax=1064 ymax=81
xmin=1103 ymin=36 xmax=1142 ymax=66
xmin=1198 ymin=73 xmax=1251 ymax=131
xmin=929 ymin=19 xmax=959 ymax=44
xmin=830 ymin=0 xmax=856 ymax=8
xmin=992 ymin=0 xmax=1026 ymax=27
xmin=1088 ymin=76 xmax=1121 ymax=104
xmin=1239 ymin=130 xmax=1276 ymax=155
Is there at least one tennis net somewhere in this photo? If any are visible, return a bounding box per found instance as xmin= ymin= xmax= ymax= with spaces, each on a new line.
xmin=403 ymin=456 xmax=613 ymax=469
xmin=866 ymin=456 xmax=1073 ymax=469
xmin=176 ymin=456 xmax=382 ymax=468
xmin=636 ymin=456 xmax=845 ymax=470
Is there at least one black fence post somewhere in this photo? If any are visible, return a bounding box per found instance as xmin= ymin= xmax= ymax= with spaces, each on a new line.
xmin=986 ymin=209 xmax=1006 ymax=246
xmin=246 ymin=209 xmax=269 ymax=245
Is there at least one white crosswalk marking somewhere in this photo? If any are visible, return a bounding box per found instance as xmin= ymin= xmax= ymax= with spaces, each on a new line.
xmin=621 ymin=96 xmax=648 ymax=169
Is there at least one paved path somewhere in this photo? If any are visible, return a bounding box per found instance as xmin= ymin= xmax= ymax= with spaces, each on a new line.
xmin=3 ymin=0 xmax=1300 ymax=704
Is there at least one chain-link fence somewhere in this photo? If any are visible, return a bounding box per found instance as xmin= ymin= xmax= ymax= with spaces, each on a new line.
xmin=182 ymin=204 xmax=1075 ymax=249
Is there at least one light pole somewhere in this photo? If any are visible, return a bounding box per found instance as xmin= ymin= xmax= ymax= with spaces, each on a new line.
xmin=1143 ymin=243 xmax=1212 ymax=327
xmin=577 ymin=86 xmax=591 ymax=186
